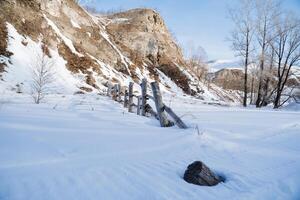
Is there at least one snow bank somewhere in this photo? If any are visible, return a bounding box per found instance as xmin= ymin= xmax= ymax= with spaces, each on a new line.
xmin=0 ymin=93 xmax=299 ymax=199
xmin=284 ymin=102 xmax=300 ymax=111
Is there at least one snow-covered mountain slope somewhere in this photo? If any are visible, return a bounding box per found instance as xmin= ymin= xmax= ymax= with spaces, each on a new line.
xmin=0 ymin=94 xmax=299 ymax=199
xmin=0 ymin=0 xmax=242 ymax=103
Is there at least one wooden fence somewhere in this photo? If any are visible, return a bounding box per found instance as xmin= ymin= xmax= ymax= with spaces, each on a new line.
xmin=107 ymin=79 xmax=188 ymax=129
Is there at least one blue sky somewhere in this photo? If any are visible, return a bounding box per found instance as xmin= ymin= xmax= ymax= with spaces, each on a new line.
xmin=83 ymin=0 xmax=300 ymax=61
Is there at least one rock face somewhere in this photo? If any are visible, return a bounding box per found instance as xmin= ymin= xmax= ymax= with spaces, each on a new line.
xmin=0 ymin=0 xmax=245 ymax=102
xmin=106 ymin=9 xmax=190 ymax=92
xmin=106 ymin=9 xmax=184 ymax=66
xmin=183 ymin=161 xmax=222 ymax=186
xmin=212 ymin=68 xmax=245 ymax=91
xmin=0 ymin=0 xmax=192 ymax=92
xmin=212 ymin=67 xmax=300 ymax=93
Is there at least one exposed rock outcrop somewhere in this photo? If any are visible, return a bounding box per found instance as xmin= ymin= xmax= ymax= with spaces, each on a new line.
xmin=211 ymin=67 xmax=300 ymax=93
xmin=105 ymin=8 xmax=190 ymax=92
xmin=106 ymin=9 xmax=184 ymax=67
xmin=0 ymin=0 xmax=193 ymax=92
xmin=212 ymin=68 xmax=245 ymax=91
xmin=0 ymin=0 xmax=248 ymax=103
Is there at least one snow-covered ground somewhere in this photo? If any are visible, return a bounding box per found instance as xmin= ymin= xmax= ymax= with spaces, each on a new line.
xmin=0 ymin=93 xmax=299 ymax=200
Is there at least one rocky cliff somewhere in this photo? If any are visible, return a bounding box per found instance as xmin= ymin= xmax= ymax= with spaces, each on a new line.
xmin=212 ymin=68 xmax=245 ymax=91
xmin=105 ymin=9 xmax=190 ymax=91
xmin=0 ymin=0 xmax=243 ymax=103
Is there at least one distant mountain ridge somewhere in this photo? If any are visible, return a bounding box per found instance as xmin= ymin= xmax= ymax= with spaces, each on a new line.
xmin=207 ymin=59 xmax=243 ymax=72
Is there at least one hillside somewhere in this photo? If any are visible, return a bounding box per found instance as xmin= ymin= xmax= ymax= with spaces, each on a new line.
xmin=0 ymin=0 xmax=242 ymax=103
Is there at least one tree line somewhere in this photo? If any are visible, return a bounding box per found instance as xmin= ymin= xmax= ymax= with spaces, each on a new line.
xmin=229 ymin=0 xmax=300 ymax=108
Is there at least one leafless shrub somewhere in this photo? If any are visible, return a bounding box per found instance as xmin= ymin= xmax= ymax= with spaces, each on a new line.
xmin=30 ymin=50 xmax=55 ymax=104
xmin=185 ymin=48 xmax=211 ymax=91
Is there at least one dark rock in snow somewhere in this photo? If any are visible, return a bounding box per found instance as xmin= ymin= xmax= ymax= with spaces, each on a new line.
xmin=183 ymin=161 xmax=222 ymax=186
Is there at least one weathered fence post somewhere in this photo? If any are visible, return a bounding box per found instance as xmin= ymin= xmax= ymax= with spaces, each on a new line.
xmin=140 ymin=78 xmax=147 ymax=116
xmin=107 ymin=82 xmax=112 ymax=97
xmin=124 ymin=89 xmax=128 ymax=108
xmin=137 ymin=96 xmax=142 ymax=115
xmin=116 ymin=84 xmax=121 ymax=102
xmin=111 ymin=85 xmax=117 ymax=101
xmin=128 ymin=82 xmax=134 ymax=113
xmin=164 ymin=105 xmax=188 ymax=129
xmin=145 ymin=104 xmax=159 ymax=120
xmin=151 ymin=82 xmax=173 ymax=127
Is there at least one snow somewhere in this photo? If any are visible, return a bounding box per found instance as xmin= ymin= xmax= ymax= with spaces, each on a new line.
xmin=157 ymin=69 xmax=184 ymax=95
xmin=2 ymin=23 xmax=85 ymax=94
xmin=81 ymin=7 xmax=106 ymax=30
xmin=40 ymin=0 xmax=62 ymax=17
xmin=284 ymin=102 xmax=300 ymax=111
xmin=1 ymin=12 xmax=300 ymax=200
xmin=70 ymin=19 xmax=81 ymax=29
xmin=87 ymin=54 xmax=133 ymax=88
xmin=100 ymin=31 xmax=132 ymax=75
xmin=0 ymin=92 xmax=299 ymax=200
xmin=109 ymin=18 xmax=130 ymax=24
xmin=44 ymin=15 xmax=83 ymax=57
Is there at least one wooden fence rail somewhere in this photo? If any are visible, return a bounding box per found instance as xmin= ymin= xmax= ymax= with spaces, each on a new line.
xmin=107 ymin=79 xmax=187 ymax=129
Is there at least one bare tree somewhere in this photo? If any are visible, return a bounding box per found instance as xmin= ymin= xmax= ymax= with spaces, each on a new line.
xmin=250 ymin=75 xmax=255 ymax=104
xmin=229 ymin=0 xmax=255 ymax=107
xmin=249 ymin=64 xmax=259 ymax=104
xmin=187 ymin=56 xmax=209 ymax=81
xmin=185 ymin=45 xmax=210 ymax=91
xmin=184 ymin=42 xmax=208 ymax=62
xmin=292 ymin=87 xmax=300 ymax=103
xmin=260 ymin=48 xmax=276 ymax=106
xmin=228 ymin=0 xmax=300 ymax=109
xmin=255 ymin=0 xmax=280 ymax=107
xmin=271 ymin=14 xmax=300 ymax=108
xmin=31 ymin=48 xmax=55 ymax=104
